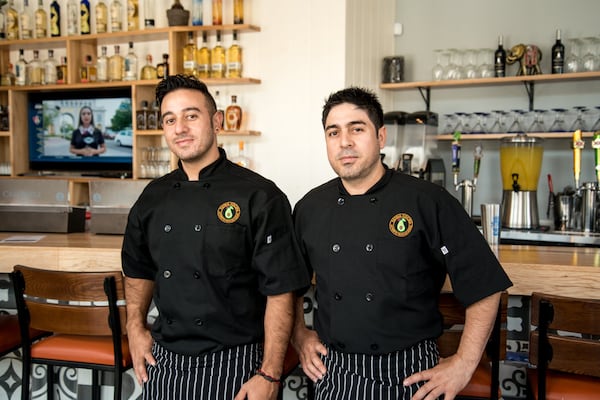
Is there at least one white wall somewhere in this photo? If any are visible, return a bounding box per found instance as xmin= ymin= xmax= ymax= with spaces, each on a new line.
xmin=390 ymin=0 xmax=600 ymax=223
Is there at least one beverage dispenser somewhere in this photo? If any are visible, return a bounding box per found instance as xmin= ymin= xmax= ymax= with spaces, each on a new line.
xmin=400 ymin=111 xmax=438 ymax=175
xmin=500 ymin=133 xmax=544 ymax=229
xmin=382 ymin=111 xmax=407 ymax=169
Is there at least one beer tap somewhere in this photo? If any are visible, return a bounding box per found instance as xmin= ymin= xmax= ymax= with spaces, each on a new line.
xmin=473 ymin=144 xmax=483 ymax=187
xmin=452 ymin=131 xmax=461 ymax=186
xmin=592 ymin=131 xmax=600 ymax=184
xmin=573 ymin=129 xmax=584 ymax=191
xmin=453 ymin=132 xmax=480 ymax=217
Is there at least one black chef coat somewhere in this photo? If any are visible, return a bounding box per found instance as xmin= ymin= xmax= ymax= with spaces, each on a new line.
xmin=122 ymin=148 xmax=310 ymax=356
xmin=293 ymin=166 xmax=512 ymax=355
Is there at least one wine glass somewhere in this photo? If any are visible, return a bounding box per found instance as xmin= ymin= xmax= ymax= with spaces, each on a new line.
xmin=565 ymin=38 xmax=582 ymax=73
xmin=570 ymin=106 xmax=588 ymax=131
xmin=477 ymin=48 xmax=495 ymax=78
xmin=507 ymin=109 xmax=526 ymax=133
xmin=581 ymin=37 xmax=599 ymax=72
xmin=471 ymin=112 xmax=489 ymax=133
xmin=549 ymin=108 xmax=568 ymax=132
xmin=432 ymin=49 xmax=449 ymax=81
xmin=527 ymin=109 xmax=547 ymax=133
xmin=464 ymin=49 xmax=479 ymax=79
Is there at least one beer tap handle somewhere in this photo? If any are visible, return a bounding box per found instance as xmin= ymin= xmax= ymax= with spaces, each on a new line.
xmin=473 ymin=144 xmax=483 ymax=186
xmin=452 ymin=131 xmax=461 ymax=186
xmin=573 ymin=129 xmax=584 ymax=190
xmin=592 ymin=131 xmax=600 ymax=184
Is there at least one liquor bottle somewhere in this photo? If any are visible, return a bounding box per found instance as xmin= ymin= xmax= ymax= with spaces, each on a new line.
xmin=124 ymin=41 xmax=138 ymax=80
xmin=28 ymin=49 xmax=43 ymax=85
xmin=210 ymin=31 xmax=225 ymax=78
xmin=15 ymin=49 xmax=28 ymax=86
xmin=183 ymin=32 xmax=198 ymax=76
xmin=156 ymin=53 xmax=169 ymax=78
xmin=192 ymin=0 xmax=202 ymax=26
xmin=212 ymin=0 xmax=222 ymax=25
xmin=56 ymin=56 xmax=67 ymax=84
xmin=225 ymin=95 xmax=242 ymax=130
xmin=143 ymin=0 xmax=155 ymax=28
xmin=0 ymin=5 xmax=5 ymax=39
xmin=80 ymin=54 xmax=97 ymax=82
xmin=231 ymin=141 xmax=250 ymax=168
xmin=127 ymin=0 xmax=138 ymax=31
xmin=108 ymin=44 xmax=124 ymax=81
xmin=147 ymin=100 xmax=159 ymax=129
xmin=19 ymin=0 xmax=33 ymax=39
xmin=214 ymin=89 xmax=224 ymax=129
xmin=80 ymin=0 xmax=91 ymax=34
xmin=552 ymin=29 xmax=565 ymax=74
xmin=110 ymin=0 xmax=123 ymax=32
xmin=95 ymin=0 xmax=108 ymax=33
xmin=136 ymin=100 xmax=148 ymax=130
xmin=1 ymin=64 xmax=16 ymax=86
xmin=233 ymin=0 xmax=243 ymax=24
xmin=96 ymin=45 xmax=108 ymax=81
xmin=49 ymin=0 xmax=60 ymax=37
xmin=197 ymin=32 xmax=210 ymax=79
xmin=5 ymin=0 xmax=19 ymax=40
xmin=43 ymin=49 xmax=58 ymax=84
xmin=140 ymin=54 xmax=157 ymax=79
xmin=226 ymin=30 xmax=242 ymax=78
xmin=34 ymin=0 xmax=47 ymax=38
xmin=0 ymin=105 xmax=8 ymax=131
xmin=67 ymin=0 xmax=78 ymax=35
xmin=494 ymin=34 xmax=506 ymax=78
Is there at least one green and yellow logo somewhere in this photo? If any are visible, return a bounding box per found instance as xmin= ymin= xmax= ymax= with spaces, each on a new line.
xmin=217 ymin=201 xmax=241 ymax=224
xmin=389 ymin=213 xmax=413 ymax=237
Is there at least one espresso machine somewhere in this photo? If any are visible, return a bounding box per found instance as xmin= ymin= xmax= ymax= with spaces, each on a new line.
xmin=500 ymin=133 xmax=544 ymax=229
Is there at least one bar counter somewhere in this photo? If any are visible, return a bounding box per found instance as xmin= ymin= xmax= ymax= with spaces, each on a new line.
xmin=1 ymin=233 xmax=599 ymax=299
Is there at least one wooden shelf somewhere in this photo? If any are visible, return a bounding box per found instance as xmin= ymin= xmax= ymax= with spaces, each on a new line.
xmin=218 ymin=130 xmax=261 ymax=136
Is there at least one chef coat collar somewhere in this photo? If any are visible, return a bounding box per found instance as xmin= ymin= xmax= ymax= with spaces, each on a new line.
xmin=336 ymin=165 xmax=394 ymax=196
xmin=175 ymin=147 xmax=229 ymax=181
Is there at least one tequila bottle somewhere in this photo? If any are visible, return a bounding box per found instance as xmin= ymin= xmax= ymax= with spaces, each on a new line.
xmin=96 ymin=46 xmax=109 ymax=81
xmin=49 ymin=0 xmax=60 ymax=36
xmin=108 ymin=44 xmax=124 ymax=81
xmin=156 ymin=53 xmax=169 ymax=79
xmin=197 ymin=32 xmax=210 ymax=79
xmin=0 ymin=5 xmax=5 ymax=39
xmin=34 ymin=0 xmax=47 ymax=38
xmin=143 ymin=0 xmax=155 ymax=27
xmin=5 ymin=0 xmax=19 ymax=40
xmin=43 ymin=49 xmax=58 ymax=84
xmin=212 ymin=0 xmax=222 ymax=25
xmin=210 ymin=31 xmax=225 ymax=78
xmin=80 ymin=0 xmax=91 ymax=34
xmin=225 ymin=95 xmax=242 ymax=130
xmin=183 ymin=32 xmax=198 ymax=77
xmin=110 ymin=0 xmax=123 ymax=32
xmin=124 ymin=41 xmax=138 ymax=80
xmin=231 ymin=141 xmax=250 ymax=168
xmin=141 ymin=54 xmax=157 ymax=79
xmin=1 ymin=64 xmax=16 ymax=86
xmin=226 ymin=30 xmax=242 ymax=78
xmin=80 ymin=54 xmax=97 ymax=82
xmin=28 ymin=49 xmax=43 ymax=85
xmin=67 ymin=0 xmax=79 ymax=35
xmin=233 ymin=0 xmax=243 ymax=24
xmin=56 ymin=56 xmax=68 ymax=84
xmin=15 ymin=49 xmax=28 ymax=86
xmin=127 ymin=0 xmax=138 ymax=31
xmin=19 ymin=0 xmax=33 ymax=39
xmin=147 ymin=100 xmax=159 ymax=129
xmin=95 ymin=0 xmax=108 ymax=33
xmin=191 ymin=0 xmax=202 ymax=26
xmin=136 ymin=100 xmax=148 ymax=130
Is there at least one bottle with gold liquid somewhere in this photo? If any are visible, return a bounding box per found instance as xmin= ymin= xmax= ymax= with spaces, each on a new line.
xmin=28 ymin=50 xmax=43 ymax=85
xmin=56 ymin=56 xmax=68 ymax=84
xmin=108 ymin=45 xmax=124 ymax=81
xmin=196 ymin=32 xmax=210 ymax=79
xmin=141 ymin=54 xmax=157 ymax=79
xmin=210 ymin=31 xmax=225 ymax=78
xmin=110 ymin=0 xmax=123 ymax=32
xmin=80 ymin=54 xmax=97 ymax=82
xmin=212 ymin=0 xmax=222 ymax=25
xmin=127 ymin=0 xmax=139 ymax=31
xmin=156 ymin=53 xmax=169 ymax=79
xmin=1 ymin=64 xmax=16 ymax=86
xmin=80 ymin=0 xmax=91 ymax=34
xmin=225 ymin=95 xmax=242 ymax=130
xmin=19 ymin=0 xmax=33 ymax=39
xmin=49 ymin=0 xmax=60 ymax=37
xmin=6 ymin=0 xmax=19 ymax=40
xmin=226 ymin=30 xmax=242 ymax=78
xmin=95 ymin=0 xmax=108 ymax=33
xmin=233 ymin=0 xmax=243 ymax=24
xmin=34 ymin=0 xmax=47 ymax=38
xmin=183 ymin=32 xmax=198 ymax=77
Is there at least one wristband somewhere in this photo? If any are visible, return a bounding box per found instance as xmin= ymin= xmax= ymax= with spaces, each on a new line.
xmin=256 ymin=368 xmax=282 ymax=385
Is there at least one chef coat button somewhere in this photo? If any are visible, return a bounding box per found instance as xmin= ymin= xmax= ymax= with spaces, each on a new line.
xmin=163 ymin=270 xmax=172 ymax=278
xmin=365 ymin=292 xmax=374 ymax=302
xmin=174 ymin=182 xmax=181 ymax=189
xmin=195 ymin=319 xmax=204 ymax=326
xmin=337 ymin=197 xmax=345 ymax=205
xmin=369 ymin=197 xmax=378 ymax=204
xmin=193 ymin=271 xmax=201 ymax=279
xmin=164 ymin=224 xmax=172 ymax=233
xmin=365 ymin=243 xmax=374 ymax=252
xmin=370 ymin=343 xmax=379 ymax=351
xmin=334 ymin=292 xmax=342 ymax=301
xmin=194 ymin=224 xmax=202 ymax=232
xmin=332 ymin=244 xmax=341 ymax=253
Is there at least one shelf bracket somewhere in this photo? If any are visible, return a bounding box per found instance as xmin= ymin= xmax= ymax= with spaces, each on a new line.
xmin=417 ymin=87 xmax=431 ymax=111
xmin=523 ymin=81 xmax=535 ymax=111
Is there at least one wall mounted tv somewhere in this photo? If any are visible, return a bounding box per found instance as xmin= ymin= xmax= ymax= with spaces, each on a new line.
xmin=28 ymin=89 xmax=133 ymax=175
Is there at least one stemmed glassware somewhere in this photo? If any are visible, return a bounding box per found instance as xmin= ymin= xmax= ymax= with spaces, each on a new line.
xmin=477 ymin=48 xmax=495 ymax=78
xmin=528 ymin=109 xmax=547 ymax=133
xmin=581 ymin=37 xmax=599 ymax=72
xmin=549 ymin=108 xmax=568 ymax=132
xmin=507 ymin=110 xmax=526 ymax=133
xmin=570 ymin=106 xmax=588 ymax=131
xmin=432 ymin=49 xmax=449 ymax=81
xmin=591 ymin=106 xmax=600 ymax=132
xmin=464 ymin=49 xmax=479 ymax=79
xmin=565 ymin=38 xmax=583 ymax=73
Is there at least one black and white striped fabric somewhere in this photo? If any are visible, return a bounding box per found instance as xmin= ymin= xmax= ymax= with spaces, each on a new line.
xmin=143 ymin=341 xmax=262 ymax=399
xmin=315 ymin=339 xmax=439 ymax=400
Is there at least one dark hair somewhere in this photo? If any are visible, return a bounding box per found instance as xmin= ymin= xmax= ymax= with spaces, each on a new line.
xmin=155 ymin=74 xmax=217 ymax=116
xmin=78 ymin=105 xmax=95 ymax=127
xmin=322 ymin=87 xmax=384 ymax=131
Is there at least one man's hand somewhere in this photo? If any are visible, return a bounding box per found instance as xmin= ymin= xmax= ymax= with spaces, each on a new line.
xmin=403 ymin=354 xmax=476 ymax=400
xmin=127 ymin=324 xmax=156 ymax=385
xmin=291 ymin=327 xmax=328 ymax=382
xmin=234 ymin=374 xmax=279 ymax=400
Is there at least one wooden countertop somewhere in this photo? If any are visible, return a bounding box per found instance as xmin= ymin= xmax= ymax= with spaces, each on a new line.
xmin=1 ymin=233 xmax=599 ymax=299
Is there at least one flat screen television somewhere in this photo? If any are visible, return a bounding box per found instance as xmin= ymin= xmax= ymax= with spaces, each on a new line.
xmin=28 ymin=88 xmax=133 ymax=176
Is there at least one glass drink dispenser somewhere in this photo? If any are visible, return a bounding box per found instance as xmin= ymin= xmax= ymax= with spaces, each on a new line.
xmin=382 ymin=111 xmax=407 ymax=169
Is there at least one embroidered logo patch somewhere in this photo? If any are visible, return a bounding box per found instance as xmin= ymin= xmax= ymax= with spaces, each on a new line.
xmin=389 ymin=213 xmax=413 ymax=237
xmin=217 ymin=201 xmax=241 ymax=223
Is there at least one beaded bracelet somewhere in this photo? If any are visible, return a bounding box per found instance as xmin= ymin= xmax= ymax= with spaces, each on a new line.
xmin=256 ymin=368 xmax=282 ymax=385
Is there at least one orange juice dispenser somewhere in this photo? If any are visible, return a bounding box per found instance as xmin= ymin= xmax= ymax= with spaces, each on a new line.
xmin=500 ymin=133 xmax=544 ymax=229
